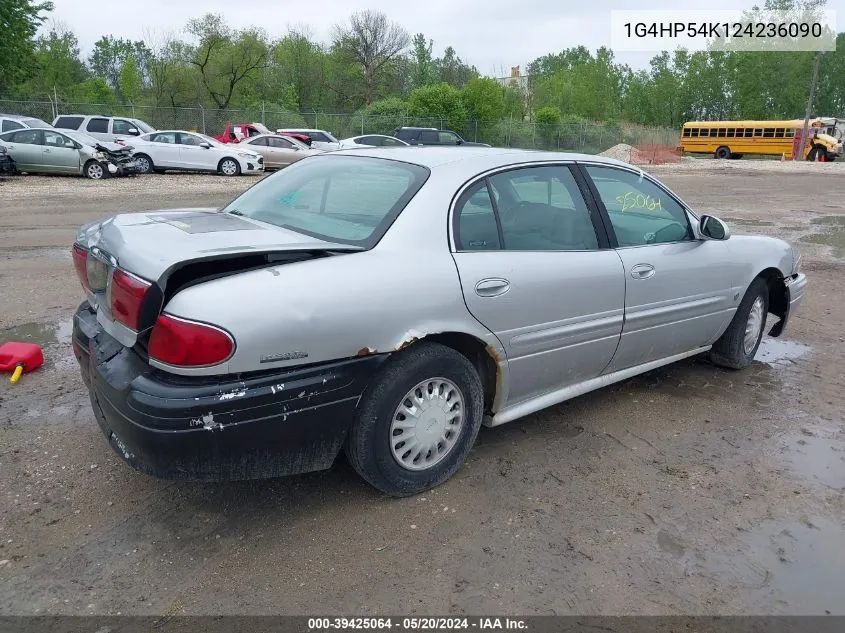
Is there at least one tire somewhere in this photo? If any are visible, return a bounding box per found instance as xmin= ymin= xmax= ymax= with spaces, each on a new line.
xmin=134 ymin=154 xmax=153 ymax=174
xmin=84 ymin=160 xmax=105 ymax=180
xmin=714 ymin=146 xmax=731 ymax=159
xmin=219 ymin=158 xmax=241 ymax=177
xmin=345 ymin=342 xmax=484 ymax=497
xmin=710 ymin=277 xmax=769 ymax=370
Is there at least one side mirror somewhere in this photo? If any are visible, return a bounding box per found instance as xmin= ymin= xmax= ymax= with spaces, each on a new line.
xmin=199 ymin=142 xmax=212 ymax=149
xmin=128 ymin=128 xmax=139 ymax=135
xmin=456 ymin=139 xmax=464 ymax=145
xmin=699 ymin=215 xmax=730 ymax=240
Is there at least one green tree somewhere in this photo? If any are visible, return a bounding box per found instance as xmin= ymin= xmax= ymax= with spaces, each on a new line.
xmin=270 ymin=28 xmax=328 ymax=111
xmin=408 ymin=83 xmax=467 ymax=128
xmin=434 ymin=46 xmax=477 ymax=87
xmin=187 ymin=14 xmax=269 ymax=109
xmin=74 ymin=77 xmax=115 ymax=104
xmin=0 ymin=0 xmax=53 ymax=95
xmin=535 ymin=106 xmax=561 ymax=125
xmin=89 ymin=36 xmax=151 ymax=96
xmin=118 ymin=55 xmax=143 ymax=104
xmin=410 ymin=33 xmax=435 ymax=89
xmin=148 ymin=37 xmax=199 ymax=107
xmin=461 ymin=77 xmax=505 ymax=122
xmin=17 ymin=27 xmax=87 ymax=99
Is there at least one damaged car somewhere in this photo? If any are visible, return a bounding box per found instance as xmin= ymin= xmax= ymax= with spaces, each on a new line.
xmin=0 ymin=145 xmax=14 ymax=175
xmin=0 ymin=128 xmax=139 ymax=179
xmin=71 ymin=148 xmax=807 ymax=496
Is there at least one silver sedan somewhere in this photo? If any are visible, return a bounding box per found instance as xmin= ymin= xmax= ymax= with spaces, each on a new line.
xmin=237 ymin=133 xmax=322 ymax=170
xmin=70 ymin=148 xmax=807 ymax=495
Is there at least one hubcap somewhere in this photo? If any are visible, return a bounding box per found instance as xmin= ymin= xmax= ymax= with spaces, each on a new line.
xmin=389 ymin=378 xmax=465 ymax=471
xmin=88 ymin=163 xmax=103 ymax=179
xmin=744 ymin=296 xmax=765 ymax=355
xmin=138 ymin=157 xmax=150 ymax=173
xmin=222 ymin=160 xmax=237 ymax=175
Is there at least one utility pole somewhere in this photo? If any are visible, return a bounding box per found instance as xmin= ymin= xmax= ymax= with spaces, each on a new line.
xmin=799 ymin=51 xmax=824 ymax=160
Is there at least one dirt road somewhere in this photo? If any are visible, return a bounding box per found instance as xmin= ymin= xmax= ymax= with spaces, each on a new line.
xmin=0 ymin=166 xmax=843 ymax=615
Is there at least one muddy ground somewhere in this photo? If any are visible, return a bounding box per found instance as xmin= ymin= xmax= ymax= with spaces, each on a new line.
xmin=0 ymin=166 xmax=843 ymax=616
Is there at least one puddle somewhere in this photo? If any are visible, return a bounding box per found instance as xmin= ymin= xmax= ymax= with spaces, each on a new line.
xmin=741 ymin=517 xmax=845 ymax=614
xmin=802 ymin=215 xmax=845 ymax=259
xmin=755 ymin=338 xmax=810 ymax=366
xmin=1 ymin=318 xmax=73 ymax=348
xmin=781 ymin=427 xmax=845 ymax=491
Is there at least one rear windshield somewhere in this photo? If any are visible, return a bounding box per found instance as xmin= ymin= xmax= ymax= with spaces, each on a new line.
xmin=133 ymin=119 xmax=155 ymax=133
xmin=222 ymin=155 xmax=429 ymax=247
xmin=23 ymin=118 xmax=50 ymax=128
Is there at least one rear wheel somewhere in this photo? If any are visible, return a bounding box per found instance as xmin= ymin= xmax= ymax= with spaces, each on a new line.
xmin=218 ymin=157 xmax=240 ymax=177
xmin=84 ymin=160 xmax=105 ymax=180
xmin=710 ymin=277 xmax=769 ymax=369
xmin=714 ymin=146 xmax=731 ymax=159
xmin=345 ymin=342 xmax=484 ymax=496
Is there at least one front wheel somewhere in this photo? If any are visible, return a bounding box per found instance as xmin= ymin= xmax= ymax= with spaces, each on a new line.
xmin=710 ymin=277 xmax=769 ymax=369
xmin=345 ymin=342 xmax=484 ymax=496
xmin=84 ymin=160 xmax=105 ymax=180
xmin=218 ymin=158 xmax=241 ymax=177
xmin=134 ymin=154 xmax=153 ymax=174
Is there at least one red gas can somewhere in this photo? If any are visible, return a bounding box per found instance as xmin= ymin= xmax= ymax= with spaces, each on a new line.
xmin=0 ymin=342 xmax=44 ymax=384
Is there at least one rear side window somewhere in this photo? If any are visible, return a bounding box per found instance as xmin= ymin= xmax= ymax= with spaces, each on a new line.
xmin=11 ymin=129 xmax=41 ymax=144
xmin=86 ymin=118 xmax=109 ymax=133
xmin=1 ymin=120 xmax=23 ymax=132
xmin=488 ymin=165 xmax=599 ymax=251
xmin=455 ymin=181 xmax=501 ymax=251
xmin=150 ymin=132 xmax=177 ymax=144
xmin=54 ymin=116 xmax=84 ymax=130
xmin=420 ymin=130 xmax=438 ymax=143
xmin=221 ymin=155 xmax=429 ymax=247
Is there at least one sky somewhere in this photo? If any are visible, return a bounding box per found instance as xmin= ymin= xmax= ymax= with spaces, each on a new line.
xmin=44 ymin=0 xmax=844 ymax=74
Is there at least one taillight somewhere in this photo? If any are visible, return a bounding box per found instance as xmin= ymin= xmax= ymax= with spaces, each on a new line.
xmin=148 ymin=314 xmax=234 ymax=367
xmin=72 ymin=244 xmax=91 ymax=291
xmin=108 ymin=269 xmax=151 ymax=331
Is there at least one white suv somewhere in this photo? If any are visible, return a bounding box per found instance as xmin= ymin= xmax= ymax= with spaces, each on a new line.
xmin=53 ymin=114 xmax=156 ymax=144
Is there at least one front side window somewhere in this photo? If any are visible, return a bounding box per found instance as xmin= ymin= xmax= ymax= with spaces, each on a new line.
xmin=308 ymin=132 xmax=329 ymax=142
xmin=268 ymin=137 xmax=294 ymax=149
xmin=178 ymin=133 xmax=205 ymax=146
xmin=113 ymin=119 xmax=136 ymax=135
xmin=474 ymin=165 xmax=599 ymax=251
xmin=222 ymin=155 xmax=429 ymax=247
xmin=585 ymin=165 xmax=693 ymax=247
xmin=43 ymin=131 xmax=75 ymax=148
xmin=86 ymin=118 xmax=109 ymax=133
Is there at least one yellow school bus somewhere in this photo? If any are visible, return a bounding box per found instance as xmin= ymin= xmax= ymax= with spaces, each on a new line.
xmin=680 ymin=119 xmax=842 ymax=161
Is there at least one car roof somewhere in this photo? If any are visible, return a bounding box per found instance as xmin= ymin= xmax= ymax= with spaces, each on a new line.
xmin=278 ymin=128 xmax=328 ymax=133
xmin=328 ymin=146 xmax=633 ymax=170
xmin=0 ymin=113 xmax=46 ymax=121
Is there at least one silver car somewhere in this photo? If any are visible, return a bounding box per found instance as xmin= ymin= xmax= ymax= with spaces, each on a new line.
xmin=0 ymin=128 xmax=139 ymax=179
xmin=70 ymin=148 xmax=807 ymax=495
xmin=237 ymin=133 xmax=322 ymax=170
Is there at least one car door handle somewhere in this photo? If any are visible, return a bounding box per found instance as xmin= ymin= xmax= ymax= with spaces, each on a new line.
xmin=475 ymin=278 xmax=510 ymax=297
xmin=43 ymin=148 xmax=51 ymax=153
xmin=630 ymin=263 xmax=655 ymax=279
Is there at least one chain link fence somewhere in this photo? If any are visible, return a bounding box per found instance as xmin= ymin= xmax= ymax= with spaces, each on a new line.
xmin=0 ymin=99 xmax=680 ymax=154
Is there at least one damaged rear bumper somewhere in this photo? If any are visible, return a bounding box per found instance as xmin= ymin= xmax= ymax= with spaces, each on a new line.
xmin=72 ymin=301 xmax=386 ymax=481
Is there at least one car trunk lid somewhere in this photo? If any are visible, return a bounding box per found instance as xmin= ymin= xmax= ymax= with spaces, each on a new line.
xmin=74 ymin=208 xmax=362 ymax=347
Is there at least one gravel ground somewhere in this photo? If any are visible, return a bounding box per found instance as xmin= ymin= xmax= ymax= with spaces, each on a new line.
xmin=0 ymin=167 xmax=844 ymax=616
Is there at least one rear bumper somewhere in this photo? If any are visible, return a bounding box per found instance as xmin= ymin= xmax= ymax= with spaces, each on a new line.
xmin=72 ymin=302 xmax=386 ymax=481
